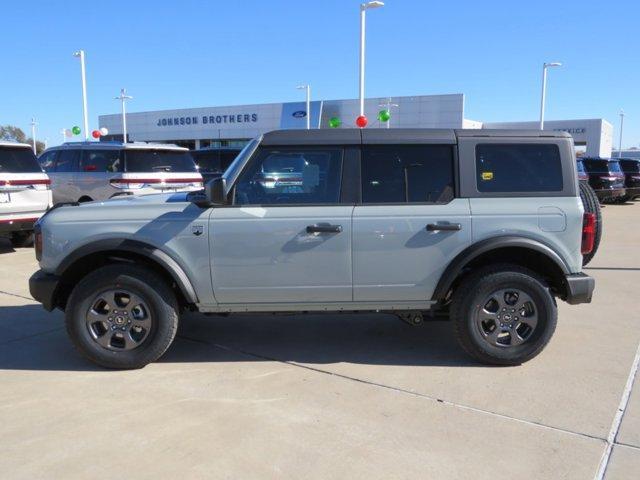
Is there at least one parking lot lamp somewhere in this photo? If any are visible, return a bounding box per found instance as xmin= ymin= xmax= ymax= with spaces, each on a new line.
xmin=618 ymin=110 xmax=625 ymax=157
xmin=115 ymin=88 xmax=133 ymax=143
xmin=73 ymin=50 xmax=89 ymax=141
xmin=359 ymin=1 xmax=384 ymax=120
xmin=296 ymin=84 xmax=311 ymax=129
xmin=539 ymin=62 xmax=562 ymax=130
xmin=30 ymin=118 xmax=37 ymax=154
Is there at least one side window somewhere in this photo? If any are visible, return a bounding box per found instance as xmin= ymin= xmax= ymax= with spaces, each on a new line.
xmin=80 ymin=150 xmax=123 ymax=172
xmin=361 ymin=145 xmax=455 ymax=204
xmin=476 ymin=144 xmax=563 ymax=193
xmin=55 ymin=150 xmax=80 ymax=173
xmin=38 ymin=151 xmax=58 ymax=173
xmin=233 ymin=147 xmax=343 ymax=205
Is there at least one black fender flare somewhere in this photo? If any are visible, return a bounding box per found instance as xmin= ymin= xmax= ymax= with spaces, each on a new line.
xmin=55 ymin=238 xmax=198 ymax=304
xmin=431 ymin=236 xmax=570 ymax=301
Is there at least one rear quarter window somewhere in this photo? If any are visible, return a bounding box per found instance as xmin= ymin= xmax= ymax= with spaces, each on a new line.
xmin=475 ymin=144 xmax=563 ymax=193
xmin=0 ymin=147 xmax=43 ymax=173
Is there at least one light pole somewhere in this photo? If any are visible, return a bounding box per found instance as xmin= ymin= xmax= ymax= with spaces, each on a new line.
xmin=359 ymin=1 xmax=384 ymax=120
xmin=378 ymin=98 xmax=399 ymax=128
xmin=539 ymin=61 xmax=562 ymax=130
xmin=30 ymin=118 xmax=37 ymax=154
xmin=115 ymin=88 xmax=133 ymax=142
xmin=296 ymin=84 xmax=311 ymax=129
xmin=618 ymin=110 xmax=625 ymax=157
xmin=73 ymin=50 xmax=89 ymax=140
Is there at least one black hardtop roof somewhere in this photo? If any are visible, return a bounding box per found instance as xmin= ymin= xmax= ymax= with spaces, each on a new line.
xmin=261 ymin=128 xmax=572 ymax=146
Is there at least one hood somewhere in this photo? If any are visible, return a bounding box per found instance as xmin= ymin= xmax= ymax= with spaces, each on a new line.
xmin=43 ymin=191 xmax=202 ymax=225
xmin=96 ymin=191 xmax=193 ymax=206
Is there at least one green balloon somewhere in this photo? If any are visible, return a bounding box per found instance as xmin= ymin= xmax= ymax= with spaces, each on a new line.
xmin=328 ymin=117 xmax=341 ymax=128
xmin=378 ymin=109 xmax=391 ymax=122
xmin=72 ymin=126 xmax=81 ymax=135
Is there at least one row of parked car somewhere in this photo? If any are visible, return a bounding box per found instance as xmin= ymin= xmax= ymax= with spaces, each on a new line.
xmin=0 ymin=141 xmax=241 ymax=247
xmin=578 ymin=156 xmax=640 ymax=203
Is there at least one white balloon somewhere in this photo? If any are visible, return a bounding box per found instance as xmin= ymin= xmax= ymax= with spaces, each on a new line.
xmin=64 ymin=129 xmax=73 ymax=137
xmin=99 ymin=127 xmax=109 ymax=136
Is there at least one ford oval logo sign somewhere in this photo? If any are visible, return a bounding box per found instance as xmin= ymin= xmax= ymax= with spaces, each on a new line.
xmin=292 ymin=110 xmax=307 ymax=118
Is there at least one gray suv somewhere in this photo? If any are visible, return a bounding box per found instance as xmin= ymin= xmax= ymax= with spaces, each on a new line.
xmin=29 ymin=129 xmax=595 ymax=369
xmin=38 ymin=141 xmax=203 ymax=204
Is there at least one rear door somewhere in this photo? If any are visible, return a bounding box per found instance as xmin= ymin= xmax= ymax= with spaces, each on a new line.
xmin=352 ymin=134 xmax=472 ymax=302
xmin=51 ymin=149 xmax=81 ymax=203
xmin=210 ymin=144 xmax=356 ymax=305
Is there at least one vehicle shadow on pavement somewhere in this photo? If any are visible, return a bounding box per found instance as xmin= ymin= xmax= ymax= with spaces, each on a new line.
xmin=164 ymin=312 xmax=478 ymax=368
xmin=0 ymin=239 xmax=15 ymax=254
xmin=0 ymin=306 xmax=478 ymax=371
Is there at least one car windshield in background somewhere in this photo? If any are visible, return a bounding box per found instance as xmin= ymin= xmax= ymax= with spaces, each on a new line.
xmin=263 ymin=155 xmax=305 ymax=173
xmin=608 ymin=161 xmax=623 ymax=174
xmin=620 ymin=160 xmax=640 ymax=173
xmin=577 ymin=161 xmax=586 ymax=173
xmin=583 ymin=160 xmax=611 ymax=173
xmin=124 ymin=149 xmax=197 ymax=172
xmin=0 ymin=147 xmax=43 ymax=173
xmin=192 ymin=150 xmax=240 ymax=174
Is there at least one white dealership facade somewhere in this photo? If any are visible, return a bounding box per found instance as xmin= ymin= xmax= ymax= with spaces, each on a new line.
xmin=99 ymin=93 xmax=613 ymax=157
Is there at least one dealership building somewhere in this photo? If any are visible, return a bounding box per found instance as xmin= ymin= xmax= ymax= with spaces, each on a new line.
xmin=98 ymin=93 xmax=613 ymax=157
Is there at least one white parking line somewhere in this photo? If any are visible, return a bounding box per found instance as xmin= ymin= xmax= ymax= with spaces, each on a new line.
xmin=595 ymin=340 xmax=640 ymax=479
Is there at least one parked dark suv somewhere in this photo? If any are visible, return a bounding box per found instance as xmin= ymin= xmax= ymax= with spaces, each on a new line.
xmin=191 ymin=147 xmax=241 ymax=184
xmin=581 ymin=157 xmax=626 ymax=202
xmin=618 ymin=158 xmax=640 ymax=201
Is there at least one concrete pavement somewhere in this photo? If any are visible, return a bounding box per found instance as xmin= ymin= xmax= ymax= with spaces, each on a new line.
xmin=0 ymin=201 xmax=638 ymax=479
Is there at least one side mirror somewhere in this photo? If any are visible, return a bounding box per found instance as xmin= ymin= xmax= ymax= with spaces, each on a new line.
xmin=194 ymin=177 xmax=227 ymax=207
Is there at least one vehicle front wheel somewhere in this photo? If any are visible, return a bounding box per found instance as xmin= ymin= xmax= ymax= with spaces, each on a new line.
xmin=450 ymin=265 xmax=557 ymax=366
xmin=65 ymin=264 xmax=179 ymax=369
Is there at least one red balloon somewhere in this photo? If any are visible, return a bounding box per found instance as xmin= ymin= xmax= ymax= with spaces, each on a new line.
xmin=91 ymin=130 xmax=101 ymax=139
xmin=356 ymin=115 xmax=368 ymax=128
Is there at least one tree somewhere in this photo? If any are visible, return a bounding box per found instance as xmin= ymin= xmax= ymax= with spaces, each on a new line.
xmin=0 ymin=125 xmax=46 ymax=154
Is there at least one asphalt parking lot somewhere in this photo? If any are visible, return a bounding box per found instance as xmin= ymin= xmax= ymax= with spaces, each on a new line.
xmin=0 ymin=203 xmax=638 ymax=479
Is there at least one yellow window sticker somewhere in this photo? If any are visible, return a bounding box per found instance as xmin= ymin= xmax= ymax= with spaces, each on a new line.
xmin=481 ymin=171 xmax=494 ymax=181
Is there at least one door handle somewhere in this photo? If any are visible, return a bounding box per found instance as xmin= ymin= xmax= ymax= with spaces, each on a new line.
xmin=426 ymin=223 xmax=462 ymax=232
xmin=306 ymin=224 xmax=343 ymax=234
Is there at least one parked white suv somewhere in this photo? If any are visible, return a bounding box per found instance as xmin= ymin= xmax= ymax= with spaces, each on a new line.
xmin=38 ymin=141 xmax=203 ymax=204
xmin=0 ymin=142 xmax=52 ymax=247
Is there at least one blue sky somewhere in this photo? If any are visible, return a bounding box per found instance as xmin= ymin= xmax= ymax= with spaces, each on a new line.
xmin=2 ymin=0 xmax=638 ymax=148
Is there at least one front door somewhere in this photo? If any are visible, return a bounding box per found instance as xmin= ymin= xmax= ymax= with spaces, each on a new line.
xmin=352 ymin=143 xmax=472 ymax=302
xmin=210 ymin=145 xmax=353 ymax=305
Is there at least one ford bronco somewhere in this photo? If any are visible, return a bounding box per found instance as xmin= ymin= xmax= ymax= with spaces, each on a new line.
xmin=29 ymin=129 xmax=595 ymax=369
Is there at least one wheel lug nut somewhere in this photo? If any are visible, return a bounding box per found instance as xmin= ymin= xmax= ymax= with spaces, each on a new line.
xmin=111 ymin=325 xmax=116 ymax=330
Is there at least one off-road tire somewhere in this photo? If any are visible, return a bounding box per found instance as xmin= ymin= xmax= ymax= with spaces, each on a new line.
xmin=450 ymin=264 xmax=557 ymax=366
xmin=579 ymin=182 xmax=602 ymax=266
xmin=65 ymin=264 xmax=179 ymax=369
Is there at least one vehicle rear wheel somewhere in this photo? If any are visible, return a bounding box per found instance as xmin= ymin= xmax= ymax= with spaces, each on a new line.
xmin=10 ymin=231 xmax=34 ymax=248
xmin=450 ymin=264 xmax=557 ymax=366
xmin=65 ymin=264 xmax=179 ymax=369
xmin=579 ymin=182 xmax=602 ymax=266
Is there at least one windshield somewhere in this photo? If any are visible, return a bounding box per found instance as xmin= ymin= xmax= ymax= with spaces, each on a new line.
xmin=223 ymin=138 xmax=261 ymax=186
xmin=124 ymin=149 xmax=197 ymax=173
xmin=0 ymin=147 xmax=43 ymax=173
xmin=576 ymin=161 xmax=585 ymax=173
xmin=608 ymin=161 xmax=622 ymax=174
